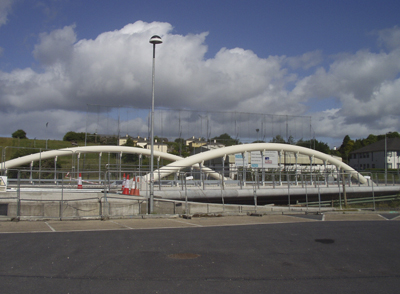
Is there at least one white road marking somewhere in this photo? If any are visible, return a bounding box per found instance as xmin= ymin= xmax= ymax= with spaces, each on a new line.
xmin=44 ymin=222 xmax=56 ymax=232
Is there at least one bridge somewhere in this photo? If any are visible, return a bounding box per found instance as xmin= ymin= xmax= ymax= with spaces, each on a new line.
xmin=1 ymin=143 xmax=400 ymax=219
xmin=1 ymin=143 xmax=366 ymax=183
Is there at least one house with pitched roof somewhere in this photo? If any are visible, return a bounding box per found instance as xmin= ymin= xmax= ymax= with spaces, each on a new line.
xmin=348 ymin=138 xmax=400 ymax=170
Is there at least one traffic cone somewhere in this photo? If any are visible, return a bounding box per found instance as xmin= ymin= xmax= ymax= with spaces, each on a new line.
xmin=131 ymin=177 xmax=136 ymax=195
xmin=121 ymin=173 xmax=126 ymax=191
xmin=122 ymin=174 xmax=130 ymax=195
xmin=134 ymin=176 xmax=140 ymax=196
xmin=77 ymin=173 xmax=83 ymax=189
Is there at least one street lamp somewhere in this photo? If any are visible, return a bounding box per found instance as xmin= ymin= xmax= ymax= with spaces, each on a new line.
xmin=45 ymin=122 xmax=49 ymax=149
xmin=149 ymin=35 xmax=162 ymax=214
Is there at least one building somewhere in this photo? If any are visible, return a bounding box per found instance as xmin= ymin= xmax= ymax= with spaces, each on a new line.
xmin=185 ymin=136 xmax=207 ymax=148
xmin=118 ymin=136 xmax=168 ymax=153
xmin=349 ymin=138 xmax=400 ymax=170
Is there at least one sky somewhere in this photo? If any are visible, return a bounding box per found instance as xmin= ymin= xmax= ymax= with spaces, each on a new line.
xmin=1 ymin=0 xmax=400 ymax=148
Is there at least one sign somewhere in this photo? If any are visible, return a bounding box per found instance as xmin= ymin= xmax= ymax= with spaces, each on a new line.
xmin=263 ymin=151 xmax=279 ymax=168
xmin=250 ymin=151 xmax=262 ymax=168
xmin=234 ymin=153 xmax=248 ymax=167
xmin=0 ymin=176 xmax=7 ymax=192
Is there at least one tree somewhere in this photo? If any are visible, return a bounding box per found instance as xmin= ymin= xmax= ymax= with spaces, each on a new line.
xmin=212 ymin=133 xmax=240 ymax=146
xmin=12 ymin=129 xmax=27 ymax=139
xmin=270 ymin=135 xmax=286 ymax=143
xmin=296 ymin=138 xmax=331 ymax=154
xmin=338 ymin=135 xmax=354 ymax=163
xmin=63 ymin=131 xmax=85 ymax=142
xmin=121 ymin=138 xmax=139 ymax=163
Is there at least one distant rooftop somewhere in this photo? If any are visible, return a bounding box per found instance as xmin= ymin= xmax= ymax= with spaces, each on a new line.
xmin=350 ymin=138 xmax=400 ymax=153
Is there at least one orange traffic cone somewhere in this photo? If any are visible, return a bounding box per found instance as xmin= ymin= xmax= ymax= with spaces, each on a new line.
xmin=130 ymin=176 xmax=136 ymax=195
xmin=77 ymin=173 xmax=83 ymax=189
xmin=134 ymin=176 xmax=140 ymax=196
xmin=121 ymin=173 xmax=126 ymax=191
xmin=122 ymin=174 xmax=130 ymax=195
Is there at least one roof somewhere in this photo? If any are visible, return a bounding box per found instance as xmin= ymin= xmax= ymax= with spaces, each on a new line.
xmin=350 ymin=138 xmax=400 ymax=154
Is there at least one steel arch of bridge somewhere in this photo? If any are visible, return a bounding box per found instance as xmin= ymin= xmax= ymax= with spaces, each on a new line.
xmin=1 ymin=144 xmax=366 ymax=184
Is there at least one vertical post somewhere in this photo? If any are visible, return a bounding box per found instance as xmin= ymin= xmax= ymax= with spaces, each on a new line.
xmin=220 ymin=172 xmax=225 ymax=212
xmin=278 ymin=150 xmax=282 ymax=186
xmin=242 ymin=152 xmax=246 ymax=187
xmin=261 ymin=150 xmax=265 ymax=186
xmin=222 ymin=154 xmax=226 ymax=190
xmin=305 ymin=174 xmax=308 ymax=211
xmin=30 ymin=161 xmax=33 ymax=184
xmin=317 ymin=180 xmax=321 ymax=212
xmin=17 ymin=170 xmax=21 ymax=219
xmin=337 ymin=167 xmax=342 ymax=210
xmin=60 ymin=172 xmax=64 ymax=220
xmin=158 ymin=156 xmax=161 ymax=191
xmin=99 ymin=152 xmax=102 ymax=182
xmin=184 ymin=174 xmax=188 ymax=215
xmin=39 ymin=149 xmax=42 ymax=185
xmin=253 ymin=173 xmax=257 ymax=213
xmin=385 ymin=134 xmax=387 ymax=186
xmin=149 ymin=35 xmax=162 ymax=214
xmin=287 ymin=171 xmax=290 ymax=211
xmin=77 ymin=152 xmax=80 ymax=181
xmin=139 ymin=154 xmax=142 ymax=181
xmin=200 ymin=161 xmax=204 ymax=189
xmin=295 ymin=152 xmax=298 ymax=186
xmin=54 ymin=156 xmax=58 ymax=184
xmin=371 ymin=175 xmax=376 ymax=211
xmin=342 ymin=170 xmax=347 ymax=208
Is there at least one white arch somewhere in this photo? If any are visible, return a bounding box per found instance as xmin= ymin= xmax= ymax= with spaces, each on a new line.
xmin=150 ymin=143 xmax=367 ymax=184
xmin=1 ymin=144 xmax=366 ymax=184
xmin=1 ymin=146 xmax=223 ymax=180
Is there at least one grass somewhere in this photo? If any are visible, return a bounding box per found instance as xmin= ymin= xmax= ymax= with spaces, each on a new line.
xmin=1 ymin=137 xmax=122 ymax=176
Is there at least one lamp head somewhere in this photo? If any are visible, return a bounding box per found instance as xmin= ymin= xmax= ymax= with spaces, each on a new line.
xmin=149 ymin=35 xmax=163 ymax=45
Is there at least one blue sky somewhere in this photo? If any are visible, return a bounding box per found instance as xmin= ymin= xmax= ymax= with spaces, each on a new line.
xmin=1 ymin=0 xmax=400 ymax=147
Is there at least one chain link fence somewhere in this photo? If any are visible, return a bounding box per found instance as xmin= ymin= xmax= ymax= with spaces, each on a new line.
xmin=1 ymin=166 xmax=399 ymax=220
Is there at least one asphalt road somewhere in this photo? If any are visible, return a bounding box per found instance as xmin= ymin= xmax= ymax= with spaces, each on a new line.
xmin=0 ymin=216 xmax=399 ymax=293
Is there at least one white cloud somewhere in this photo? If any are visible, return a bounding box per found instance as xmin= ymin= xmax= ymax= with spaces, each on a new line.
xmin=376 ymin=26 xmax=400 ymax=51
xmin=285 ymin=50 xmax=323 ymax=70
xmin=0 ymin=0 xmax=14 ymax=27
xmin=33 ymin=24 xmax=77 ymax=65
xmin=1 ymin=20 xmax=400 ymax=145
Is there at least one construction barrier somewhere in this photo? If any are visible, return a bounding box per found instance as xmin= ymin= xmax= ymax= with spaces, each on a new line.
xmin=130 ymin=176 xmax=136 ymax=195
xmin=77 ymin=173 xmax=83 ymax=189
xmin=134 ymin=176 xmax=140 ymax=196
xmin=122 ymin=174 xmax=130 ymax=195
xmin=121 ymin=173 xmax=126 ymax=191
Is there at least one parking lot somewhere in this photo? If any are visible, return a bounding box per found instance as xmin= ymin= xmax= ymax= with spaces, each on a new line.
xmin=0 ymin=212 xmax=399 ymax=294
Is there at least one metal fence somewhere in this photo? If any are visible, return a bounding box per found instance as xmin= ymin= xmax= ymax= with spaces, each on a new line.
xmin=1 ymin=167 xmax=399 ymax=220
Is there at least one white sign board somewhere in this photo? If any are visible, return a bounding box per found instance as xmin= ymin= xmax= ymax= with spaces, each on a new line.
xmin=0 ymin=176 xmax=7 ymax=192
xmin=234 ymin=153 xmax=248 ymax=167
xmin=250 ymin=151 xmax=262 ymax=168
xmin=263 ymin=151 xmax=279 ymax=168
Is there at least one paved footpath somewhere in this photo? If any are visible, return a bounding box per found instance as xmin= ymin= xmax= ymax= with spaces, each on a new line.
xmin=0 ymin=212 xmax=399 ymax=233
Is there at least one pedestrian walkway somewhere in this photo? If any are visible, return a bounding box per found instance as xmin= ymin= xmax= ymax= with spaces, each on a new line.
xmin=0 ymin=212 xmax=398 ymax=234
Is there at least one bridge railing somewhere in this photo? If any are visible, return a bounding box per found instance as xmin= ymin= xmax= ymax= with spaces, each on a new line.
xmin=0 ymin=167 xmax=399 ymax=219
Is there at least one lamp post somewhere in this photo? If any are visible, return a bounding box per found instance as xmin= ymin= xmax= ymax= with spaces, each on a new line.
xmin=149 ymin=35 xmax=162 ymax=214
xmin=45 ymin=122 xmax=49 ymax=149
